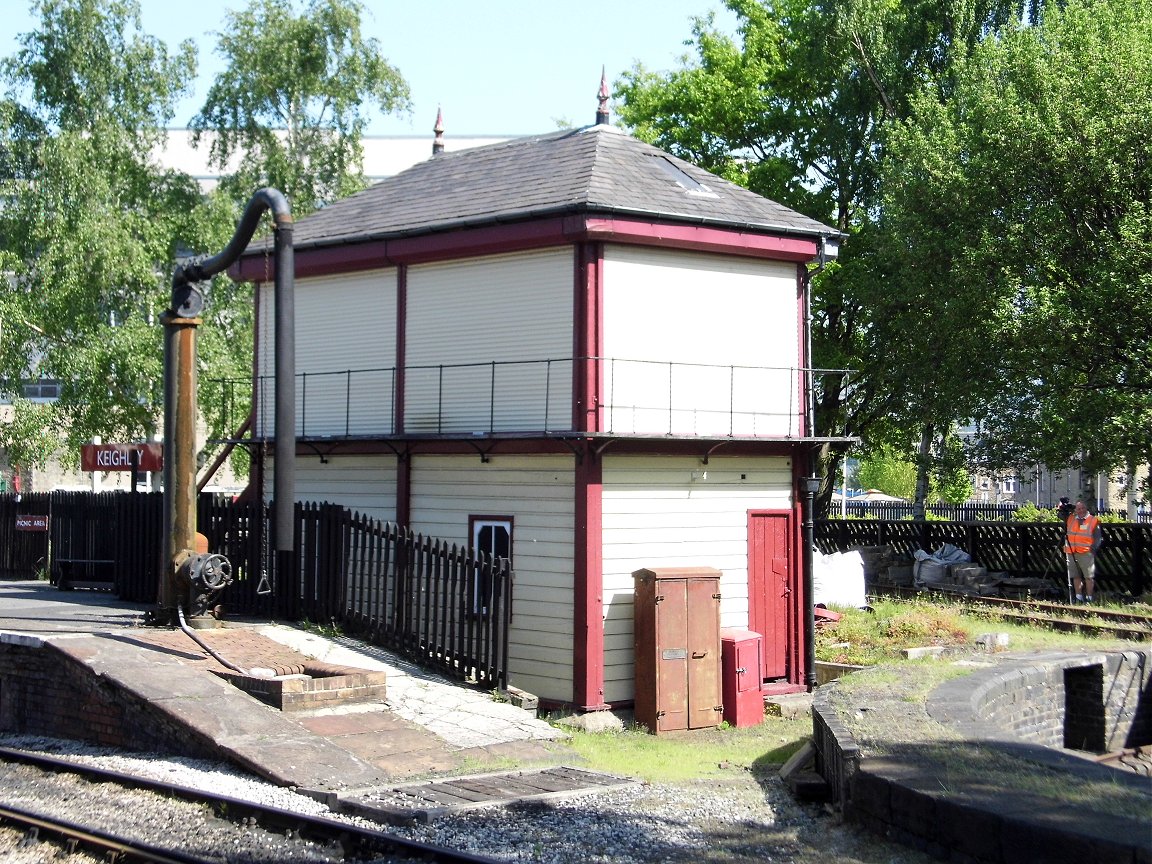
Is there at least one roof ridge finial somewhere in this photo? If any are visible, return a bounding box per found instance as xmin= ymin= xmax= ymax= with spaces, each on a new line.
xmin=432 ymin=106 xmax=445 ymax=156
xmin=596 ymin=66 xmax=610 ymax=126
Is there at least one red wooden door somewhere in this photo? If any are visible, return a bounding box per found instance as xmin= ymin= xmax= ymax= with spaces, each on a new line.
xmin=748 ymin=511 xmax=793 ymax=680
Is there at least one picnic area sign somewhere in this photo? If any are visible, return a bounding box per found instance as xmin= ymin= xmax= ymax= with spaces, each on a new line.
xmin=80 ymin=442 xmax=163 ymax=473
xmin=15 ymin=515 xmax=48 ymax=531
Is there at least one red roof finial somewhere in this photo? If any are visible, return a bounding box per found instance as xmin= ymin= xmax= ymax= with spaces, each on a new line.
xmin=432 ymin=106 xmax=445 ymax=156
xmin=596 ymin=66 xmax=610 ymax=125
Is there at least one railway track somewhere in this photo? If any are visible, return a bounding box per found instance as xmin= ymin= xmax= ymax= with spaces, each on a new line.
xmin=872 ymin=585 xmax=1152 ymax=640
xmin=0 ymin=746 xmax=501 ymax=864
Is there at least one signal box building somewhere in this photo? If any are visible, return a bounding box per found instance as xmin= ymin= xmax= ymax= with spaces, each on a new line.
xmin=234 ymin=108 xmax=841 ymax=711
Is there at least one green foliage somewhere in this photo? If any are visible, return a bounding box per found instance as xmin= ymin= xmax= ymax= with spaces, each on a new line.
xmin=857 ymin=439 xmax=972 ymax=503
xmin=0 ymin=399 xmax=66 ymax=470
xmin=190 ymin=0 xmax=410 ymax=215
xmin=615 ymin=0 xmax=1036 ymax=518
xmin=0 ymin=0 xmax=412 ymax=478
xmin=0 ymin=0 xmax=231 ymax=464
xmin=856 ymin=446 xmax=916 ymax=499
xmin=1011 ymin=501 xmax=1060 ymax=522
xmin=883 ymin=0 xmax=1152 ymax=485
xmin=1094 ymin=510 xmax=1127 ymax=523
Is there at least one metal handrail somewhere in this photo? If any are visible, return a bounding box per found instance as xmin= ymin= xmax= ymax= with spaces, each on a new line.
xmin=215 ymin=356 xmax=851 ymax=440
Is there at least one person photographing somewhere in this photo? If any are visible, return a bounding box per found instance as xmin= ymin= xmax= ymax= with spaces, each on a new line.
xmin=1064 ymin=500 xmax=1102 ymax=603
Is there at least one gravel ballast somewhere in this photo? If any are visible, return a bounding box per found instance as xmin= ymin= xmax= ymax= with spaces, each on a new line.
xmin=0 ymin=733 xmax=936 ymax=864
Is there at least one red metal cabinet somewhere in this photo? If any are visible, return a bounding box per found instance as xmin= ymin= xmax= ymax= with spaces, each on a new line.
xmin=721 ymin=629 xmax=764 ymax=727
xmin=633 ymin=567 xmax=722 ymax=734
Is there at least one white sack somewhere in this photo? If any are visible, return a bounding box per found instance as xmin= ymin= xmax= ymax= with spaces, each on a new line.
xmin=813 ymin=550 xmax=868 ymax=608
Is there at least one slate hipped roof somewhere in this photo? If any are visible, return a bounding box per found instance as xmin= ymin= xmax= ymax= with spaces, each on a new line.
xmin=268 ymin=124 xmax=836 ymax=252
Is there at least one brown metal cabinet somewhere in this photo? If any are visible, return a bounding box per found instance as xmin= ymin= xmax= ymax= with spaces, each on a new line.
xmin=632 ymin=567 xmax=722 ymax=734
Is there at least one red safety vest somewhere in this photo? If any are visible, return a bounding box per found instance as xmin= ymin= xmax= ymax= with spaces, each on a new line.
xmin=1065 ymin=514 xmax=1099 ymax=554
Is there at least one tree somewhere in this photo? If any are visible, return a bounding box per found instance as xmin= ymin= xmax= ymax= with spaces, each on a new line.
xmin=189 ymin=0 xmax=410 ymax=214
xmin=615 ymin=0 xmax=1033 ymax=516
xmin=856 ymin=433 xmax=973 ymax=503
xmin=883 ymin=0 xmax=1152 ymax=502
xmin=856 ymin=447 xmax=916 ymax=500
xmin=0 ymin=0 xmax=242 ymax=468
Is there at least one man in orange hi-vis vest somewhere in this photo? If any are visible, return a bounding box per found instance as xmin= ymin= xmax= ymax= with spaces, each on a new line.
xmin=1064 ymin=500 xmax=1103 ymax=603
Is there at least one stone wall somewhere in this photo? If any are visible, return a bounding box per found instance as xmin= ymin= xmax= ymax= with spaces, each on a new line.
xmin=968 ymin=651 xmax=1151 ymax=753
xmin=0 ymin=634 xmax=220 ymax=759
xmin=812 ymin=651 xmax=1152 ymax=864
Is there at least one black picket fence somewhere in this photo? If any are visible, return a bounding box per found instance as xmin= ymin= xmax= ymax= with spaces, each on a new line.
xmin=0 ymin=492 xmax=512 ymax=690
xmin=833 ymin=501 xmax=1151 ymax=523
xmin=816 ymin=518 xmax=1151 ymax=597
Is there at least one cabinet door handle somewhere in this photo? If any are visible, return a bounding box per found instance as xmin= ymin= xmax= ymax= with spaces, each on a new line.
xmin=692 ymin=651 xmax=707 ymax=659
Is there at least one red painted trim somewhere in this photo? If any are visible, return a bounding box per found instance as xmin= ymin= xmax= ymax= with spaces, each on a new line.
xmin=761 ymin=681 xmax=807 ymax=696
xmin=386 ymin=218 xmax=581 ymax=264
xmin=573 ymin=444 xmax=607 ymax=710
xmin=583 ymin=217 xmax=819 ymax=262
xmin=595 ymin=439 xmax=803 ymax=459
xmin=468 ymin=514 xmax=515 ymax=561
xmin=231 ymin=214 xmax=822 ymax=282
xmin=791 ymin=459 xmax=806 ymax=686
xmin=573 ymin=243 xmax=604 ymax=432
xmin=282 ymin=437 xmax=810 ymax=462
xmin=395 ymin=264 xmax=407 ymax=434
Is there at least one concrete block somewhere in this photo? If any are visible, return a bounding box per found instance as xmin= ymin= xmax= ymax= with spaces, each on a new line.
xmin=500 ymin=685 xmax=539 ymax=713
xmin=778 ymin=739 xmax=815 ymax=779
xmin=902 ymin=646 xmax=946 ymax=660
xmin=764 ymin=692 xmax=812 ymax=719
xmin=553 ymin=709 xmax=624 ymax=734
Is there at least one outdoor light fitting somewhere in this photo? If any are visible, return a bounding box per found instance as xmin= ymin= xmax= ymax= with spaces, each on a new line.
xmin=819 ymin=235 xmax=840 ymax=263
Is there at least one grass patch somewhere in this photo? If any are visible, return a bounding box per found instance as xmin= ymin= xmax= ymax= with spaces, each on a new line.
xmin=553 ymin=713 xmax=811 ymax=784
xmin=539 ymin=597 xmax=1140 ymax=790
xmin=816 ymin=596 xmax=1134 ymax=666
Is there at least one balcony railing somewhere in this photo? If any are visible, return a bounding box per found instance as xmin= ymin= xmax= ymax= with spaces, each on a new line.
xmin=224 ymin=356 xmax=817 ymax=440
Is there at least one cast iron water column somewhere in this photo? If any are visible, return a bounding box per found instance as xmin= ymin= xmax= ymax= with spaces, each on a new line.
xmin=156 ymin=188 xmax=294 ymax=623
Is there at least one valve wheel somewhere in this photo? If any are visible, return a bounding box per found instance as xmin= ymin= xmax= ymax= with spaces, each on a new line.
xmin=197 ymin=553 xmax=233 ymax=590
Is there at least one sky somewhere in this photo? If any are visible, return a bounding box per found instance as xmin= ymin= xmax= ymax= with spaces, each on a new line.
xmin=0 ymin=0 xmax=739 ymax=137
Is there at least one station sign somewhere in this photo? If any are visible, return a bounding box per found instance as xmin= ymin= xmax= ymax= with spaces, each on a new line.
xmin=80 ymin=442 xmax=164 ymax=473
xmin=15 ymin=515 xmax=48 ymax=532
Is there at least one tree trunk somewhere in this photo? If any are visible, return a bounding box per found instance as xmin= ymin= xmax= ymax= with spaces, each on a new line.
xmin=912 ymin=424 xmax=933 ymax=520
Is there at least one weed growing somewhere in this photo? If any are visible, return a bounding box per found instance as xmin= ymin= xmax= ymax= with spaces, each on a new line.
xmin=816 ymin=596 xmax=1133 ymax=666
xmin=555 ymin=713 xmax=811 ymax=784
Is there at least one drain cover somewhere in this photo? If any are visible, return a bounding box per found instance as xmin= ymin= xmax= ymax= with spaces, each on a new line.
xmin=340 ymin=766 xmax=638 ymax=822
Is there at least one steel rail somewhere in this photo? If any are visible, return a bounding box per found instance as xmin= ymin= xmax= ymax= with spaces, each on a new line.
xmin=870 ymin=585 xmax=1152 ymax=640
xmin=0 ymin=746 xmax=501 ymax=863
xmin=0 ymin=801 xmax=210 ymax=863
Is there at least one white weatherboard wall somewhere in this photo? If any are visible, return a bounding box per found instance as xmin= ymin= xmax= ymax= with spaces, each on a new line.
xmin=408 ymin=454 xmax=576 ymax=703
xmin=601 ymin=455 xmax=793 ymax=704
xmin=256 ymin=270 xmax=398 ymax=438
xmin=288 ymin=454 xmax=398 ymax=523
xmin=601 ymin=246 xmax=801 ymax=438
xmin=405 ymin=248 xmax=574 ymax=434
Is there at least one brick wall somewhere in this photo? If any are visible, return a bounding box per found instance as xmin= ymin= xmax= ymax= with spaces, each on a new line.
xmin=969 ymin=651 xmax=1151 ymax=753
xmin=812 ymin=651 xmax=1151 ymax=864
xmin=0 ymin=637 xmax=221 ymax=760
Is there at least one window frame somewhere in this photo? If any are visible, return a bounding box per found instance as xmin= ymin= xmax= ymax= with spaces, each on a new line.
xmin=468 ymin=515 xmax=512 ymax=616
